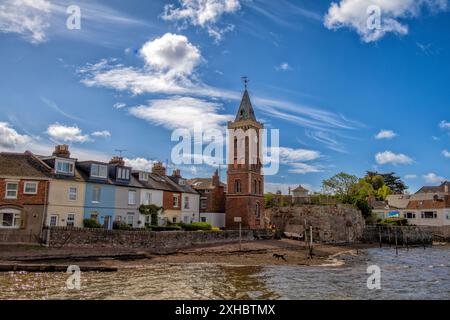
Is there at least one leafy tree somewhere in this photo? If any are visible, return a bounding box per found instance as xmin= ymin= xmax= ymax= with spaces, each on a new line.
xmin=377 ymin=185 xmax=392 ymax=200
xmin=354 ymin=198 xmax=372 ymax=219
xmin=366 ymin=171 xmax=407 ymax=194
xmin=322 ymin=172 xmax=359 ymax=200
xmin=364 ymin=174 xmax=385 ymax=190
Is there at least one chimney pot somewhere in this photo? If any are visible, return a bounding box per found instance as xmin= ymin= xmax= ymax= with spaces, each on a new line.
xmin=152 ymin=161 xmax=167 ymax=176
xmin=109 ymin=156 xmax=125 ymax=166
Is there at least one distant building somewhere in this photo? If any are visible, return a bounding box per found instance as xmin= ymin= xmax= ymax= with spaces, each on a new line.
xmin=188 ymin=170 xmax=226 ymax=228
xmin=292 ymin=185 xmax=310 ymax=205
xmin=373 ymin=181 xmax=450 ymax=226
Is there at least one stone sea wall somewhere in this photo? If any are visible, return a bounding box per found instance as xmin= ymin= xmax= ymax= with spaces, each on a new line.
xmin=266 ymin=205 xmax=365 ymax=243
xmin=45 ymin=227 xmax=254 ymax=250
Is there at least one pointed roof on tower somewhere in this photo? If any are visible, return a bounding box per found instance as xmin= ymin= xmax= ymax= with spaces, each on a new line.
xmin=235 ymin=89 xmax=256 ymax=122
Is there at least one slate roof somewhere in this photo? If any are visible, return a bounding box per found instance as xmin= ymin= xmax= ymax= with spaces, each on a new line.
xmin=407 ymin=196 xmax=450 ymax=210
xmin=0 ymin=152 xmax=52 ymax=178
xmin=235 ymin=90 xmax=256 ymax=122
xmin=187 ymin=178 xmax=226 ymax=190
xmin=416 ymin=181 xmax=450 ymax=194
xmin=292 ymin=185 xmax=309 ymax=193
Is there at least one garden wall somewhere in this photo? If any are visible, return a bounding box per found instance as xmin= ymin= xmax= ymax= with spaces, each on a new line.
xmin=45 ymin=227 xmax=254 ymax=250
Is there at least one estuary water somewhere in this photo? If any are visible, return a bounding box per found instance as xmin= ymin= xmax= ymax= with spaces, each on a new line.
xmin=0 ymin=246 xmax=448 ymax=300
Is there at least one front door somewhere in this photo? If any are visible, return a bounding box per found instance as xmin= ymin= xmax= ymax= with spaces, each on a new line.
xmin=103 ymin=216 xmax=111 ymax=229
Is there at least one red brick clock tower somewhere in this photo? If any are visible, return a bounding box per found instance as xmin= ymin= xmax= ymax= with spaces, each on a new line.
xmin=226 ymin=84 xmax=265 ymax=230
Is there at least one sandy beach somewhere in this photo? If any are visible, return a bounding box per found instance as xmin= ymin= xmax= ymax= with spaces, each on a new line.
xmin=0 ymin=239 xmax=373 ymax=269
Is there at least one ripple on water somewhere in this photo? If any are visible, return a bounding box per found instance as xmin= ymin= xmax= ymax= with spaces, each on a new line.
xmin=0 ymin=247 xmax=449 ymax=300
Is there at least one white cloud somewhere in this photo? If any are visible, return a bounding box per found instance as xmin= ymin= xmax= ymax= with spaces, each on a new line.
xmin=0 ymin=122 xmax=31 ymax=149
xmin=124 ymin=157 xmax=156 ymax=171
xmin=91 ymin=130 xmax=111 ymax=138
xmin=375 ymin=150 xmax=413 ymax=165
xmin=46 ymin=123 xmax=91 ymax=143
xmin=442 ymin=149 xmax=450 ymax=158
xmin=324 ymin=0 xmax=448 ymax=43
xmin=129 ymin=96 xmax=233 ymax=131
xmin=275 ymin=62 xmax=292 ymax=71
xmin=288 ymin=162 xmax=323 ymax=174
xmin=375 ymin=129 xmax=397 ymax=140
xmin=423 ymin=172 xmax=446 ymax=184
xmin=276 ymin=147 xmax=321 ymax=163
xmin=161 ymin=0 xmax=241 ymax=42
xmin=439 ymin=120 xmax=450 ymax=129
xmin=113 ymin=102 xmax=127 ymax=109
xmin=404 ymin=174 xmax=417 ymax=179
xmin=0 ymin=0 xmax=52 ymax=44
xmin=140 ymin=33 xmax=202 ymax=77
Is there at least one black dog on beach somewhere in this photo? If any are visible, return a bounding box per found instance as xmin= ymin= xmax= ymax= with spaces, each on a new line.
xmin=273 ymin=254 xmax=287 ymax=261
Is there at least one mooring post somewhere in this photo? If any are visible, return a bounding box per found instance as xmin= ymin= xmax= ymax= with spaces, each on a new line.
xmin=388 ymin=226 xmax=391 ymax=247
xmin=304 ymin=219 xmax=308 ymax=248
xmin=378 ymin=226 xmax=382 ymax=248
xmin=394 ymin=226 xmax=398 ymax=256
xmin=309 ymin=225 xmax=314 ymax=259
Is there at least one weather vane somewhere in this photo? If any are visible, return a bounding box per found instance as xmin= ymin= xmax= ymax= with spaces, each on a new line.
xmin=241 ymin=76 xmax=249 ymax=90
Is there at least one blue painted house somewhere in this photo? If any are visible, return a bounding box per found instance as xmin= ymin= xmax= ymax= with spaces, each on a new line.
xmin=77 ymin=161 xmax=116 ymax=229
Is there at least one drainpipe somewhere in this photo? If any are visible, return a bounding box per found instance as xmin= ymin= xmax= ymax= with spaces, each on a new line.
xmin=41 ymin=179 xmax=50 ymax=247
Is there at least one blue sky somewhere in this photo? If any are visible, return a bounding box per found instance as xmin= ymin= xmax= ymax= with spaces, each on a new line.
xmin=0 ymin=0 xmax=449 ymax=193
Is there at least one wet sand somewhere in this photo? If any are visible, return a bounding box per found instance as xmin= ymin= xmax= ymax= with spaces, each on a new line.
xmin=0 ymin=239 xmax=374 ymax=269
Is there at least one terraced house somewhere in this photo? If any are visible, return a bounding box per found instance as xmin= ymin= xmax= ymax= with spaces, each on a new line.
xmin=0 ymin=151 xmax=51 ymax=243
xmin=39 ymin=145 xmax=86 ymax=228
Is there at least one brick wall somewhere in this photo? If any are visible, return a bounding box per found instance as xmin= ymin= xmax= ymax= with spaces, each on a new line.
xmin=163 ymin=191 xmax=181 ymax=211
xmin=46 ymin=227 xmax=255 ymax=249
xmin=0 ymin=179 xmax=48 ymax=206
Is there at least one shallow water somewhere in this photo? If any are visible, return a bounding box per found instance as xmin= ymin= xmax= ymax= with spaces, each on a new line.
xmin=0 ymin=246 xmax=449 ymax=300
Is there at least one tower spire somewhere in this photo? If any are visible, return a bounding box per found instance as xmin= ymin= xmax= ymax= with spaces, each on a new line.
xmin=235 ymin=78 xmax=256 ymax=122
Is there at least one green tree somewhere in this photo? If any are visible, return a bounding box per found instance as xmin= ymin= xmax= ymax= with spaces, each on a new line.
xmin=366 ymin=171 xmax=407 ymax=194
xmin=322 ymin=172 xmax=359 ymax=201
xmin=377 ymin=185 xmax=392 ymax=200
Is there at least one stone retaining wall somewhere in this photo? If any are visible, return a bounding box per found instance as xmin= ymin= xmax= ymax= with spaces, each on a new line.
xmin=266 ymin=205 xmax=365 ymax=243
xmin=45 ymin=227 xmax=255 ymax=250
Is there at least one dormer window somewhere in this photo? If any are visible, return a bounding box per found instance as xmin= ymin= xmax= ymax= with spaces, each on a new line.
xmin=117 ymin=167 xmax=130 ymax=180
xmin=55 ymin=159 xmax=75 ymax=175
xmin=139 ymin=172 xmax=148 ymax=181
xmin=90 ymin=164 xmax=108 ymax=178
xmin=179 ymin=179 xmax=186 ymax=186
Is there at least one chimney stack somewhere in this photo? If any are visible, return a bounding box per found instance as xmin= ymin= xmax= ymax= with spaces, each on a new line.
xmin=109 ymin=156 xmax=125 ymax=166
xmin=445 ymin=182 xmax=449 ymax=193
xmin=212 ymin=169 xmax=220 ymax=187
xmin=152 ymin=161 xmax=166 ymax=176
xmin=172 ymin=169 xmax=181 ymax=178
xmin=53 ymin=144 xmax=70 ymax=158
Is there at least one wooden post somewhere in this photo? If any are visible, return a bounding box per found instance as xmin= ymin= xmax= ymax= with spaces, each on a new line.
xmin=405 ymin=227 xmax=409 ymax=252
xmin=309 ymin=226 xmax=314 ymax=259
xmin=239 ymin=222 xmax=242 ymax=251
xmin=304 ymin=219 xmax=308 ymax=248
xmin=394 ymin=227 xmax=398 ymax=256
xmin=388 ymin=226 xmax=391 ymax=247
xmin=378 ymin=226 xmax=382 ymax=248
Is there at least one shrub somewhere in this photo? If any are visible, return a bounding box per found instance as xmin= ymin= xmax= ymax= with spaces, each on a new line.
xmin=113 ymin=221 xmax=132 ymax=230
xmin=181 ymin=222 xmax=212 ymax=231
xmin=83 ymin=218 xmax=102 ymax=229
xmin=211 ymin=227 xmax=221 ymax=232
xmin=378 ymin=218 xmax=408 ymax=226
xmin=145 ymin=225 xmax=182 ymax=231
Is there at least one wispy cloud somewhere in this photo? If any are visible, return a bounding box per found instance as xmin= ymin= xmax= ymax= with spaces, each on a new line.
xmin=161 ymin=0 xmax=241 ymax=43
xmin=404 ymin=174 xmax=417 ymax=179
xmin=41 ymin=97 xmax=84 ymax=121
xmin=439 ymin=120 xmax=450 ymax=130
xmin=275 ymin=62 xmax=292 ymax=71
xmin=305 ymin=130 xmax=348 ymax=153
xmin=442 ymin=149 xmax=450 ymax=158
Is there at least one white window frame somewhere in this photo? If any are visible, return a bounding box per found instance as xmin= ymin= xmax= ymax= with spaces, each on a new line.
xmin=0 ymin=209 xmax=21 ymax=229
xmin=128 ymin=190 xmax=137 ymax=205
xmin=55 ymin=159 xmax=75 ymax=175
xmin=5 ymin=182 xmax=19 ymax=199
xmin=92 ymin=186 xmax=101 ymax=203
xmin=139 ymin=172 xmax=148 ymax=181
xmin=49 ymin=214 xmax=59 ymax=227
xmin=127 ymin=213 xmax=134 ymax=227
xmin=184 ymin=196 xmax=190 ymax=209
xmin=173 ymin=194 xmax=180 ymax=208
xmin=144 ymin=192 xmax=152 ymax=205
xmin=66 ymin=213 xmax=75 ymax=227
xmin=23 ymin=181 xmax=38 ymax=195
xmin=90 ymin=164 xmax=108 ymax=178
xmin=68 ymin=187 xmax=78 ymax=201
xmin=117 ymin=167 xmax=130 ymax=180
